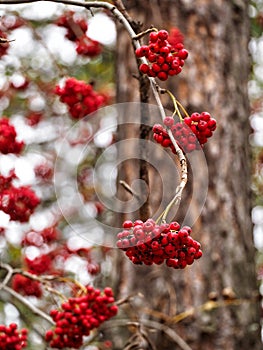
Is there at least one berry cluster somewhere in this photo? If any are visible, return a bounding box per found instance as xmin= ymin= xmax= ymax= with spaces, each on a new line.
xmin=116 ymin=219 xmax=202 ymax=269
xmin=55 ymin=77 xmax=105 ymax=119
xmin=22 ymin=226 xmax=60 ymax=247
xmin=12 ymin=274 xmax=42 ymax=298
xmin=34 ymin=162 xmax=53 ymax=182
xmin=167 ymin=27 xmax=184 ymax=48
xmin=25 ymin=254 xmax=53 ymax=275
xmin=45 ymin=286 xmax=118 ymax=349
xmin=1 ymin=15 xmax=25 ymax=31
xmin=0 ymin=118 xmax=24 ymax=154
xmin=10 ymin=77 xmax=29 ymax=91
xmin=0 ymin=170 xmax=16 ymax=190
xmin=25 ymin=111 xmax=43 ymax=126
xmin=0 ymin=323 xmax=28 ymax=350
xmin=136 ymin=30 xmax=188 ymax=81
xmin=0 ymin=185 xmax=40 ymax=222
xmin=56 ymin=11 xmax=101 ymax=58
xmin=153 ymin=112 xmax=217 ymax=153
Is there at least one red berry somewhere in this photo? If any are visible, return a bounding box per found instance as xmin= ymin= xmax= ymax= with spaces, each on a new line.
xmin=149 ymin=31 xmax=158 ymax=42
xmin=178 ymin=49 xmax=188 ymax=59
xmin=158 ymin=30 xmax=169 ymax=41
xmin=163 ymin=116 xmax=174 ymax=127
xmin=123 ymin=220 xmax=133 ymax=228
xmin=157 ymin=71 xmax=168 ymax=81
xmin=152 ymin=63 xmax=161 ymax=73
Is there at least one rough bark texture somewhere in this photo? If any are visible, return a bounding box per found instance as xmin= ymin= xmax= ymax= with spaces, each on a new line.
xmin=113 ymin=1 xmax=261 ymax=349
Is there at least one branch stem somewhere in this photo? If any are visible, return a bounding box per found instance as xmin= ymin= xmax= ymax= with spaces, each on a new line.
xmin=0 ymin=0 xmax=188 ymax=222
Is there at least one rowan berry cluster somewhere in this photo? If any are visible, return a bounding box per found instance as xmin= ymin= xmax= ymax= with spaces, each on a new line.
xmin=167 ymin=27 xmax=185 ymax=48
xmin=0 ymin=323 xmax=28 ymax=350
xmin=34 ymin=162 xmax=53 ymax=182
xmin=0 ymin=118 xmax=24 ymax=154
xmin=136 ymin=29 xmax=188 ymax=81
xmin=0 ymin=170 xmax=16 ymax=190
xmin=55 ymin=77 xmax=105 ymax=119
xmin=25 ymin=254 xmax=53 ymax=275
xmin=1 ymin=14 xmax=25 ymax=31
xmin=56 ymin=11 xmax=101 ymax=57
xmin=45 ymin=286 xmax=118 ymax=349
xmin=116 ymin=219 xmax=202 ymax=269
xmin=22 ymin=226 xmax=60 ymax=246
xmin=153 ymin=112 xmax=217 ymax=153
xmin=12 ymin=274 xmax=42 ymax=298
xmin=0 ymin=185 xmax=40 ymax=222
xmin=25 ymin=111 xmax=43 ymax=126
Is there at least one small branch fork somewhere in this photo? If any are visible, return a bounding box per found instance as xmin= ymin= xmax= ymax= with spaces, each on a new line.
xmin=0 ymin=262 xmax=55 ymax=325
xmin=0 ymin=0 xmax=188 ymax=218
xmin=102 ymin=319 xmax=193 ymax=350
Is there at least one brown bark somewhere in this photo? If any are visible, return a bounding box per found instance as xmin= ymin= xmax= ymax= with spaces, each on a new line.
xmin=113 ymin=1 xmax=261 ymax=349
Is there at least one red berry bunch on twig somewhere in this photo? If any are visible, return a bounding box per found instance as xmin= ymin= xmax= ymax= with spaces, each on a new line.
xmin=12 ymin=274 xmax=42 ymax=298
xmin=25 ymin=254 xmax=53 ymax=275
xmin=55 ymin=77 xmax=105 ymax=119
xmin=0 ymin=323 xmax=28 ymax=350
xmin=136 ymin=29 xmax=188 ymax=81
xmin=0 ymin=118 xmax=24 ymax=154
xmin=45 ymin=286 xmax=118 ymax=349
xmin=22 ymin=226 xmax=60 ymax=246
xmin=0 ymin=185 xmax=40 ymax=222
xmin=153 ymin=112 xmax=217 ymax=153
xmin=56 ymin=11 xmax=101 ymax=58
xmin=117 ymin=219 xmax=202 ymax=269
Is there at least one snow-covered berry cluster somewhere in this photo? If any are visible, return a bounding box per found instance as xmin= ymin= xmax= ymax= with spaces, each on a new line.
xmin=56 ymin=11 xmax=101 ymax=57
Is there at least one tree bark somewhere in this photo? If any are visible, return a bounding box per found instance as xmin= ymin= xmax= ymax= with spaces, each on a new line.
xmin=113 ymin=1 xmax=262 ymax=349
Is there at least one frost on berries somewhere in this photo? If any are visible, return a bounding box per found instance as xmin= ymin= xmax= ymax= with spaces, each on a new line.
xmin=55 ymin=77 xmax=105 ymax=119
xmin=45 ymin=286 xmax=118 ymax=349
xmin=0 ymin=170 xmax=40 ymax=223
xmin=117 ymin=219 xmax=202 ymax=269
xmin=0 ymin=118 xmax=24 ymax=154
xmin=0 ymin=185 xmax=40 ymax=222
xmin=136 ymin=29 xmax=188 ymax=81
xmin=56 ymin=11 xmax=101 ymax=57
xmin=153 ymin=112 xmax=217 ymax=153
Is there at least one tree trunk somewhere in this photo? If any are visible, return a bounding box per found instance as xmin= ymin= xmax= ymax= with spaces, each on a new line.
xmin=113 ymin=1 xmax=262 ymax=349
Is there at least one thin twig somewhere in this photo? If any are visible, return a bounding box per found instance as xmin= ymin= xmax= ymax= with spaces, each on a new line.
xmin=102 ymin=319 xmax=193 ymax=350
xmin=0 ymin=0 xmax=188 ymax=219
xmin=132 ymin=27 xmax=158 ymax=41
xmin=116 ymin=292 xmax=144 ymax=306
xmin=119 ymin=180 xmax=141 ymax=200
xmin=0 ymin=262 xmax=14 ymax=290
xmin=1 ymin=284 xmax=55 ymax=325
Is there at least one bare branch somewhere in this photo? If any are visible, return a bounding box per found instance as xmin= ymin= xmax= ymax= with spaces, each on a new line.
xmin=119 ymin=180 xmax=141 ymax=200
xmin=102 ymin=319 xmax=193 ymax=350
xmin=1 ymin=284 xmax=55 ymax=325
xmin=0 ymin=262 xmax=14 ymax=290
xmin=0 ymin=0 xmax=187 ymax=210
